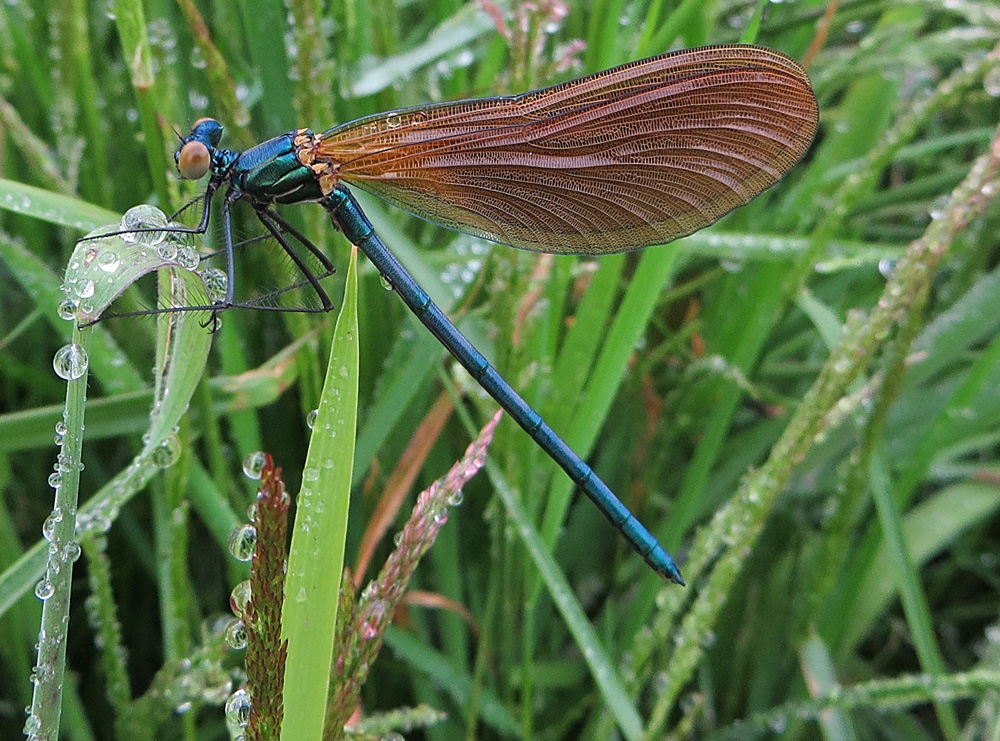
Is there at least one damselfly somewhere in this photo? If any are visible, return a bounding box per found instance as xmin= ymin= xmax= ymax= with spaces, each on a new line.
xmin=89 ymin=45 xmax=819 ymax=583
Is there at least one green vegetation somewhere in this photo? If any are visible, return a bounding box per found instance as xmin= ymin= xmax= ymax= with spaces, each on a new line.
xmin=1 ymin=0 xmax=999 ymax=739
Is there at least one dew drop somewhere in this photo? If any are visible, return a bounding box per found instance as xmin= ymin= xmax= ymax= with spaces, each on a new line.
xmin=224 ymin=619 xmax=249 ymax=650
xmin=224 ymin=688 xmax=252 ymax=730
xmin=305 ymin=408 xmax=318 ymax=429
xmin=53 ymin=344 xmax=89 ymax=380
xmin=34 ymin=579 xmax=54 ymax=600
xmin=242 ymin=451 xmax=267 ymax=480
xmin=121 ymin=204 xmax=168 ymax=245
xmin=228 ymin=524 xmax=257 ymax=562
xmin=42 ymin=508 xmax=63 ymax=542
xmin=57 ymin=298 xmax=78 ymax=321
xmin=23 ymin=713 xmax=41 ymax=736
xmin=176 ymin=246 xmax=200 ymax=270
xmin=156 ymin=241 xmax=178 ymax=261
xmin=61 ymin=542 xmax=82 ymax=563
xmin=74 ymin=279 xmax=95 ymax=299
xmin=97 ymin=250 xmax=121 ymax=273
xmin=200 ymin=266 xmax=228 ymax=302
xmin=150 ymin=434 xmax=182 ymax=468
xmin=230 ymin=580 xmax=252 ymax=616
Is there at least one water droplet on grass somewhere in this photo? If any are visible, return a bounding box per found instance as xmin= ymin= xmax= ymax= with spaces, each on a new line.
xmin=230 ymin=580 xmax=251 ymax=615
xmin=224 ymin=688 xmax=252 ymax=730
xmin=151 ymin=434 xmax=181 ymax=468
xmin=57 ymin=298 xmax=78 ymax=320
xmin=224 ymin=619 xmax=249 ymax=650
xmin=53 ymin=344 xmax=88 ymax=380
xmin=98 ymin=250 xmax=121 ymax=272
xmin=121 ymin=204 xmax=168 ymax=245
xmin=34 ymin=579 xmax=54 ymax=600
xmin=228 ymin=524 xmax=257 ymax=561
xmin=242 ymin=451 xmax=267 ymax=479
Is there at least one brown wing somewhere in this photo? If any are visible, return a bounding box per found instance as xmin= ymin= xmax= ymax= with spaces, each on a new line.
xmin=315 ymin=44 xmax=818 ymax=254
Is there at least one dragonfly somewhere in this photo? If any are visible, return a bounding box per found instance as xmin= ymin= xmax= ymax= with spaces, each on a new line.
xmin=103 ymin=44 xmax=819 ymax=583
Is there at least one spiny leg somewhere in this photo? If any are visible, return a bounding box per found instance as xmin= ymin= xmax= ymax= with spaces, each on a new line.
xmin=78 ymin=302 xmax=224 ymax=327
xmin=227 ymin=222 xmax=338 ymax=312
xmin=78 ymin=180 xmax=220 ymax=244
xmin=79 ymin=190 xmax=336 ymax=325
xmin=167 ymin=188 xmax=214 ymax=224
xmin=219 ymin=188 xmax=242 ymax=308
xmin=254 ymin=208 xmax=334 ymax=312
xmin=261 ymin=207 xmax=336 ymax=273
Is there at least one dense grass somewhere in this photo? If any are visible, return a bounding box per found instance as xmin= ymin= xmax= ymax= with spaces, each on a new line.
xmin=2 ymin=0 xmax=1000 ymax=739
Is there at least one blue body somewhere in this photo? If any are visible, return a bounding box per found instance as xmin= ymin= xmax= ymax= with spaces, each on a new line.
xmin=178 ymin=118 xmax=684 ymax=584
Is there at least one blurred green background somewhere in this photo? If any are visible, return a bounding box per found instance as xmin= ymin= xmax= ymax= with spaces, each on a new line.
xmin=1 ymin=0 xmax=1000 ymax=739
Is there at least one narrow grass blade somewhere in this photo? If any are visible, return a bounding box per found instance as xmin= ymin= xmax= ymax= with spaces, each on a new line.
xmin=281 ymin=247 xmax=359 ymax=740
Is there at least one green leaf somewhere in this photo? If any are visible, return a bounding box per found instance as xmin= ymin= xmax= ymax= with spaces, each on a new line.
xmin=281 ymin=247 xmax=359 ymax=740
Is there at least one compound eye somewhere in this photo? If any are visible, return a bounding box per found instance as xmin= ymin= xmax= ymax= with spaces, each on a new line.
xmin=177 ymin=140 xmax=211 ymax=180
